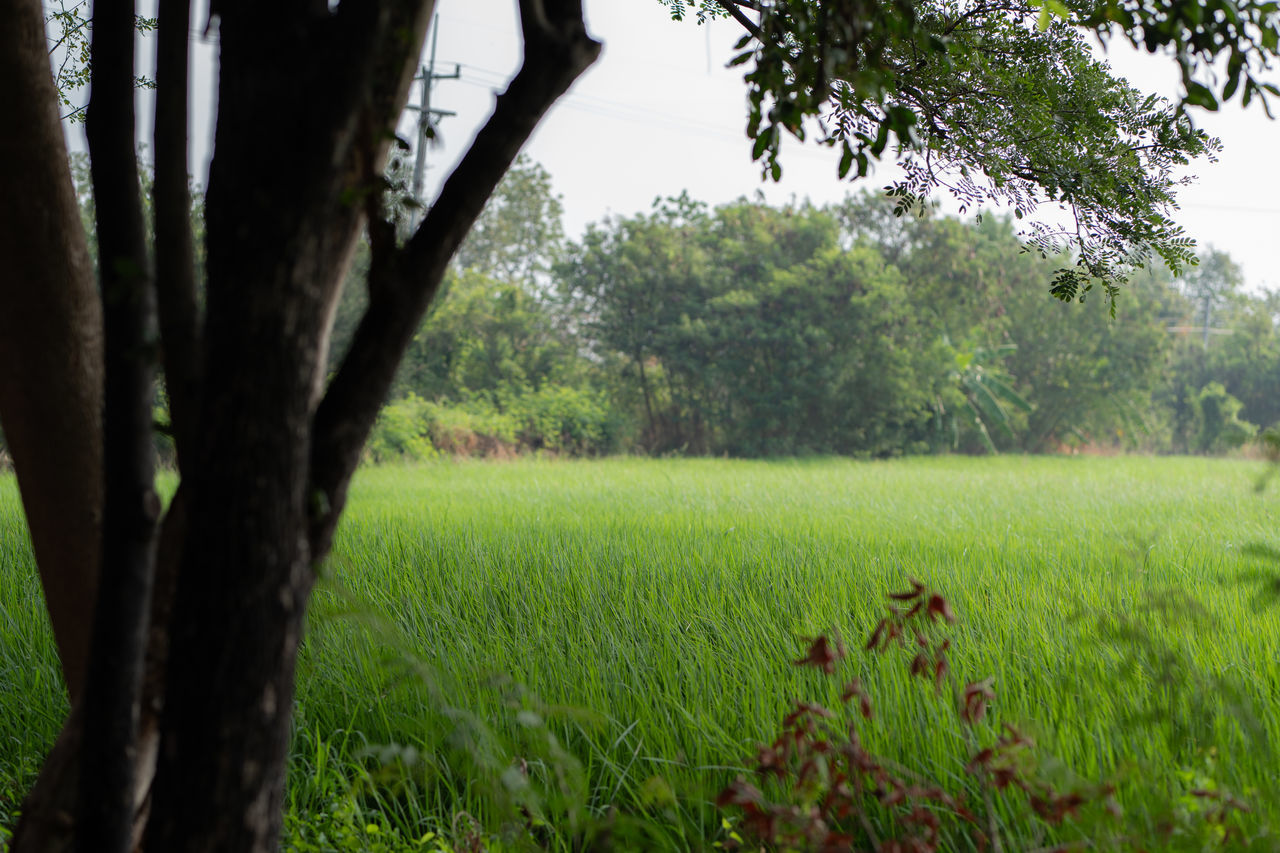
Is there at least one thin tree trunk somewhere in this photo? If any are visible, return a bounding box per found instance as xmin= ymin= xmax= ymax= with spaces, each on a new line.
xmin=153 ymin=0 xmax=201 ymax=460
xmin=77 ymin=1 xmax=162 ymax=849
xmin=636 ymin=350 xmax=657 ymax=448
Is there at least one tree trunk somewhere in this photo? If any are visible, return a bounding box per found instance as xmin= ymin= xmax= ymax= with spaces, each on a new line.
xmin=6 ymin=2 xmax=598 ymax=850
xmin=76 ymin=2 xmax=163 ymax=848
xmin=144 ymin=5 xmax=427 ymax=845
xmin=636 ymin=350 xmax=657 ymax=449
xmin=10 ymin=489 xmax=187 ymax=853
xmin=2 ymin=5 xmax=103 ymax=846
xmin=0 ymin=0 xmax=103 ymax=703
xmin=144 ymin=300 xmax=318 ymax=848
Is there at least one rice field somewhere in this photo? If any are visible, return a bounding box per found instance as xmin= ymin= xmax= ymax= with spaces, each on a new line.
xmin=3 ymin=456 xmax=1280 ymax=850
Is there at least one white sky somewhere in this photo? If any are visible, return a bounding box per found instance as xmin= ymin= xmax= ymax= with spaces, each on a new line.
xmin=74 ymin=0 xmax=1280 ymax=292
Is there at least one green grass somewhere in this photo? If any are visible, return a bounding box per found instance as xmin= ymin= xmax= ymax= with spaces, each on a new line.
xmin=3 ymin=456 xmax=1280 ymax=849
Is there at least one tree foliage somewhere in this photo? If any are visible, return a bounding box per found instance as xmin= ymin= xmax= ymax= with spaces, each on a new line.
xmin=43 ymin=1 xmax=155 ymax=123
xmin=453 ymin=153 xmax=566 ymax=289
xmin=553 ymin=192 xmax=1183 ymax=456
xmin=662 ymin=0 xmax=1280 ymax=307
xmin=350 ymin=180 xmax=1278 ymax=460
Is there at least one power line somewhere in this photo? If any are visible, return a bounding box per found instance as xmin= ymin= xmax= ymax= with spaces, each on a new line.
xmin=448 ymin=64 xmax=844 ymax=161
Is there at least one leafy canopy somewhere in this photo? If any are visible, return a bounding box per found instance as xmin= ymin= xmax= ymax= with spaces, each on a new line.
xmin=661 ymin=0 xmax=1280 ymax=306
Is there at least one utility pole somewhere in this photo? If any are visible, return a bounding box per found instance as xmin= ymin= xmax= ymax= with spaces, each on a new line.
xmin=405 ymin=14 xmax=459 ymax=229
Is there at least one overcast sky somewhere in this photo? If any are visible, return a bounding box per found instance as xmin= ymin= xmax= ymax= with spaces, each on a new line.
xmin=88 ymin=0 xmax=1280 ymax=293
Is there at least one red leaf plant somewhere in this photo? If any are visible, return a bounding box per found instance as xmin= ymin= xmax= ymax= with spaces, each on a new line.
xmin=714 ymin=581 xmax=1158 ymax=852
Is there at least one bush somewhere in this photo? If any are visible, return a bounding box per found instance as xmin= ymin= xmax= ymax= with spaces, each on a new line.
xmin=366 ymin=394 xmax=440 ymax=463
xmin=366 ymin=394 xmax=523 ymax=462
xmin=506 ymin=385 xmax=618 ymax=455
xmin=365 ymin=386 xmax=618 ymax=463
xmin=424 ymin=400 xmax=519 ymax=457
xmin=1194 ymin=382 xmax=1257 ymax=454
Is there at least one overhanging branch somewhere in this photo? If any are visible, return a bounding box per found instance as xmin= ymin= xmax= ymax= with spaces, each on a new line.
xmin=714 ymin=0 xmax=763 ymax=41
xmin=307 ymin=0 xmax=601 ymax=557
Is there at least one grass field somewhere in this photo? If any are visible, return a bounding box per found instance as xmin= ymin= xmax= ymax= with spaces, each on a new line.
xmin=3 ymin=456 xmax=1280 ymax=850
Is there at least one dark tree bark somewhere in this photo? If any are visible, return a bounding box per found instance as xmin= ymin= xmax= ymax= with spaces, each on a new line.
xmin=153 ymin=0 xmax=201 ymax=462
xmin=0 ymin=0 xmax=103 ymax=705
xmin=1 ymin=10 xmax=102 ymax=845
xmin=3 ymin=1 xmax=598 ymax=849
xmin=141 ymin=3 xmax=598 ymax=850
xmin=77 ymin=1 xmax=162 ymax=850
xmin=309 ymin=0 xmax=603 ymax=554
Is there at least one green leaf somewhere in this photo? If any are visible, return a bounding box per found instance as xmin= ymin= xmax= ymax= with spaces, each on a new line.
xmin=1184 ymin=81 xmax=1220 ymax=111
xmin=751 ymin=132 xmax=770 ymax=162
xmin=838 ymin=143 xmax=855 ymax=179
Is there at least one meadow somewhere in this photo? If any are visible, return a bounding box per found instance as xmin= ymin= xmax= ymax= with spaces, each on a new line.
xmin=3 ymin=456 xmax=1280 ymax=850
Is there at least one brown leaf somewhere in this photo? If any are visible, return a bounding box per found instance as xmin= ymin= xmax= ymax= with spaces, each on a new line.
xmin=961 ymin=677 xmax=996 ymax=725
xmin=842 ymin=678 xmax=875 ymax=720
xmin=795 ymin=634 xmax=846 ymax=673
xmin=717 ymin=777 xmax=764 ymax=808
xmin=1029 ymin=791 xmax=1087 ymax=824
xmin=991 ymin=767 xmax=1020 ymax=790
xmin=926 ymin=594 xmax=956 ymax=624
xmin=965 ymin=748 xmax=994 ymax=773
xmin=866 ymin=618 xmax=887 ymax=651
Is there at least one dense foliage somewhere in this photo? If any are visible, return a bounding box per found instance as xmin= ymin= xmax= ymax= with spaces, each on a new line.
xmin=35 ymin=154 xmax=1273 ymax=467
xmin=337 ymin=159 xmax=1278 ymax=461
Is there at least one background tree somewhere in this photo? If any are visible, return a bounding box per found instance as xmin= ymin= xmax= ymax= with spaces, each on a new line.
xmin=1183 ymin=247 xmax=1245 ymax=351
xmin=558 ymin=195 xmax=716 ymax=451
xmin=1200 ymin=290 xmax=1280 ymax=432
xmin=561 ymin=193 xmax=1186 ymax=457
xmin=453 ymin=152 xmax=567 ymax=289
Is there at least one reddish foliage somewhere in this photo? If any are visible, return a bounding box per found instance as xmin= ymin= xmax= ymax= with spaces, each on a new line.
xmin=888 ymin=579 xmax=926 ymax=602
xmin=795 ymin=633 xmax=849 ymax=674
xmin=714 ymin=580 xmax=1223 ymax=852
xmin=841 ymin=679 xmax=874 ymax=720
xmin=961 ymin=677 xmax=995 ymax=725
xmin=925 ymin=594 xmax=955 ymax=624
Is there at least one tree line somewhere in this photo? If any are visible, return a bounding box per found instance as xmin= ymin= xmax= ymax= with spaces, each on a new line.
xmin=18 ymin=152 xmax=1266 ymax=468
xmin=325 ymin=158 xmax=1276 ymax=461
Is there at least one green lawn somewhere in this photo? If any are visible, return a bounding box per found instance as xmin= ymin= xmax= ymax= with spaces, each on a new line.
xmin=3 ymin=457 xmax=1280 ymax=849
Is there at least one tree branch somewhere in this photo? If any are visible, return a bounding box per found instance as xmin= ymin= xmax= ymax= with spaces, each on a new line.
xmin=714 ymin=0 xmax=763 ymax=41
xmin=77 ymin=1 xmax=160 ymax=851
xmin=307 ymin=0 xmax=601 ymax=557
xmin=153 ymin=0 xmax=201 ymax=465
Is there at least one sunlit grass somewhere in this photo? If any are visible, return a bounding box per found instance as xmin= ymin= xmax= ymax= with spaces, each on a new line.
xmin=3 ymin=457 xmax=1279 ymax=849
